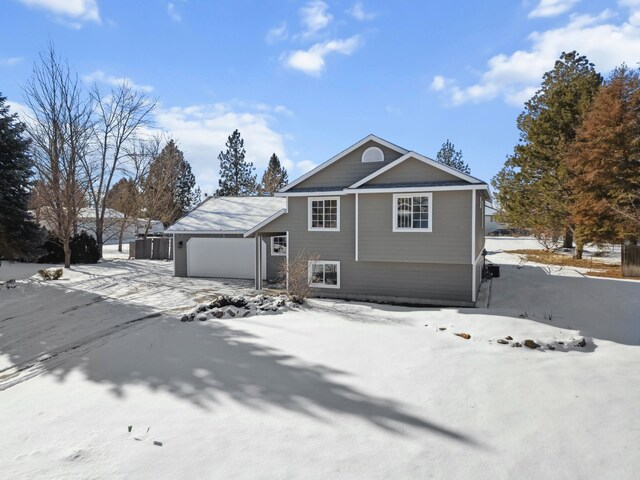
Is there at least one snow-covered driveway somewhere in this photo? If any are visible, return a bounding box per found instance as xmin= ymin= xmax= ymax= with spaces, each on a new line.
xmin=0 ymin=259 xmax=255 ymax=390
xmin=0 ymin=244 xmax=639 ymax=479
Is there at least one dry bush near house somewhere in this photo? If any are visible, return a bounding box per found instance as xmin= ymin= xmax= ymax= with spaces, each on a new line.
xmin=279 ymin=251 xmax=319 ymax=304
xmin=38 ymin=268 xmax=63 ymax=280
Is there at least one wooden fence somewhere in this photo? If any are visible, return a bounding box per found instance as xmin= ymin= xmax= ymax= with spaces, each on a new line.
xmin=129 ymin=238 xmax=173 ymax=260
xmin=622 ymin=244 xmax=640 ymax=277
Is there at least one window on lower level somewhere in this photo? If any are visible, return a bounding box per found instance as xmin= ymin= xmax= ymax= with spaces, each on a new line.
xmin=393 ymin=193 xmax=433 ymax=232
xmin=308 ymin=260 xmax=340 ymax=288
xmin=271 ymin=235 xmax=287 ymax=256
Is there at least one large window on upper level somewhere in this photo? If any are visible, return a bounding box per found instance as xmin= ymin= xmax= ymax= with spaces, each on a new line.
xmin=308 ymin=197 xmax=340 ymax=231
xmin=392 ymin=193 xmax=432 ymax=232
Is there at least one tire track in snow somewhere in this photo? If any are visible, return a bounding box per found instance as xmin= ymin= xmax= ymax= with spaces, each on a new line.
xmin=0 ymin=311 xmax=164 ymax=391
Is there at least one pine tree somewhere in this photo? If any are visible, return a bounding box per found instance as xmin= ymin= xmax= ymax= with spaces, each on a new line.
xmin=258 ymin=153 xmax=288 ymax=195
xmin=492 ymin=51 xmax=602 ymax=254
xmin=435 ymin=140 xmax=470 ymax=174
xmin=566 ymin=65 xmax=640 ymax=245
xmin=216 ymin=129 xmax=257 ymax=196
xmin=142 ymin=140 xmax=201 ymax=227
xmin=0 ymin=94 xmax=44 ymax=260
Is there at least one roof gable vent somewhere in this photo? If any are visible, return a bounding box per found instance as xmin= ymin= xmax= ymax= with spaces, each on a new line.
xmin=362 ymin=146 xmax=384 ymax=163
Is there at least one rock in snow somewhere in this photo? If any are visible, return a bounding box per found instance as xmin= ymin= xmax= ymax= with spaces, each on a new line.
xmin=524 ymin=339 xmax=540 ymax=349
xmin=181 ymin=294 xmax=293 ymax=322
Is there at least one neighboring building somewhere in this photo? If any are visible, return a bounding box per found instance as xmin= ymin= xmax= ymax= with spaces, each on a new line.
xmin=167 ymin=135 xmax=490 ymax=306
xmin=33 ymin=207 xmax=164 ymax=244
xmin=484 ymin=204 xmax=508 ymax=235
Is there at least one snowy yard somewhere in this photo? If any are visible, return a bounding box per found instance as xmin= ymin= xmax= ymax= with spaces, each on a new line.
xmin=0 ymin=238 xmax=639 ymax=479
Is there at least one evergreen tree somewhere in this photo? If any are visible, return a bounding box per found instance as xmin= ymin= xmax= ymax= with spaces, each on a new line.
xmin=174 ymin=153 xmax=201 ymax=220
xmin=435 ymin=140 xmax=470 ymax=174
xmin=0 ymin=94 xmax=44 ymax=259
xmin=216 ymin=129 xmax=257 ymax=196
xmin=143 ymin=140 xmax=201 ymax=226
xmin=566 ymin=65 xmax=640 ymax=244
xmin=492 ymin=51 xmax=602 ymax=254
xmin=258 ymin=153 xmax=288 ymax=195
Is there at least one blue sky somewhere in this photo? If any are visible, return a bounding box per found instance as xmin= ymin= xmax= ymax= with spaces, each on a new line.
xmin=1 ymin=0 xmax=638 ymax=194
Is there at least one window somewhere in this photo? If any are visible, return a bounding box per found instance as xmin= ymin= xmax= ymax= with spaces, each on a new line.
xmin=392 ymin=193 xmax=432 ymax=232
xmin=308 ymin=260 xmax=340 ymax=288
xmin=362 ymin=146 xmax=384 ymax=163
xmin=308 ymin=197 xmax=340 ymax=231
xmin=271 ymin=235 xmax=287 ymax=256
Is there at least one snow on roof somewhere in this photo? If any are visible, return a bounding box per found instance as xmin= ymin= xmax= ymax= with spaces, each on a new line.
xmin=166 ymin=196 xmax=287 ymax=233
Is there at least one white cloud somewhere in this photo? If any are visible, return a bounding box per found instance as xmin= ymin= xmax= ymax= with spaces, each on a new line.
xmin=154 ymin=103 xmax=293 ymax=194
xmin=167 ymin=2 xmax=181 ymax=22
xmin=529 ymin=0 xmax=580 ymax=18
xmin=296 ymin=160 xmax=317 ymax=173
xmin=266 ymin=22 xmax=288 ymax=44
xmin=434 ymin=7 xmax=640 ymax=106
xmin=347 ymin=1 xmax=376 ymax=21
xmin=18 ymin=0 xmax=100 ymax=24
xmin=83 ymin=70 xmax=154 ymax=93
xmin=6 ymin=100 xmax=32 ymax=124
xmin=430 ymin=75 xmax=448 ymax=91
xmin=1 ymin=57 xmax=23 ymax=67
xmin=282 ymin=35 xmax=362 ymax=76
xmin=299 ymin=1 xmax=333 ymax=38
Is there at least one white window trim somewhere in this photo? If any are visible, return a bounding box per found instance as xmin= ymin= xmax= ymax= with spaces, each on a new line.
xmin=307 ymin=196 xmax=340 ymax=232
xmin=362 ymin=146 xmax=384 ymax=163
xmin=308 ymin=260 xmax=341 ymax=289
xmin=270 ymin=235 xmax=287 ymax=256
xmin=392 ymin=193 xmax=433 ymax=233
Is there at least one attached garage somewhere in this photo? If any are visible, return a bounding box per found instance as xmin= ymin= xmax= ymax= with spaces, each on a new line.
xmin=166 ymin=196 xmax=287 ymax=281
xmin=186 ymin=237 xmax=266 ymax=279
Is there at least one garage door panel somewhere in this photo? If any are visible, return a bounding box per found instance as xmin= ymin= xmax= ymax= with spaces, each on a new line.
xmin=187 ymin=237 xmax=265 ymax=279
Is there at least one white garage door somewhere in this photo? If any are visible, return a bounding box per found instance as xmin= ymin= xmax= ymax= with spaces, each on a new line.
xmin=187 ymin=237 xmax=266 ymax=279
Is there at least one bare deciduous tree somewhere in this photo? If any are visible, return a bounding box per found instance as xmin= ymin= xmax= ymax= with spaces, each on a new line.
xmin=81 ymin=82 xmax=156 ymax=258
xmin=24 ymin=45 xmax=92 ymax=268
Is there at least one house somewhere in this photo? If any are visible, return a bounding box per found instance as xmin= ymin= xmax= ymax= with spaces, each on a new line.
xmin=33 ymin=207 xmax=164 ymax=244
xmin=484 ymin=204 xmax=508 ymax=235
xmin=168 ymin=135 xmax=491 ymax=306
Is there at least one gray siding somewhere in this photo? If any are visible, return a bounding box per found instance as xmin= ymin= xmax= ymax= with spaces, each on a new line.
xmin=263 ymin=233 xmax=287 ymax=283
xmin=474 ymin=254 xmax=483 ymax=302
xmin=293 ymin=140 xmax=404 ymax=190
xmin=475 ymin=191 xmax=485 ymax=258
xmin=173 ymin=233 xmax=243 ymax=277
xmin=256 ymin=195 xmax=473 ymax=304
xmin=358 ymin=191 xmax=472 ymax=264
xmin=366 ymin=157 xmax=462 ymax=185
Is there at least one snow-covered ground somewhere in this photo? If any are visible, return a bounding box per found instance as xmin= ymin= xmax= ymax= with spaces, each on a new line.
xmin=0 ymin=238 xmax=639 ymax=479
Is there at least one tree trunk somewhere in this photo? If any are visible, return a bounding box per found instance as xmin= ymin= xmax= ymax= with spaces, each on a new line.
xmin=117 ymin=219 xmax=126 ymax=253
xmin=575 ymin=240 xmax=584 ymax=260
xmin=562 ymin=228 xmax=573 ymax=249
xmin=96 ymin=217 xmax=104 ymax=259
xmin=63 ymin=239 xmax=71 ymax=269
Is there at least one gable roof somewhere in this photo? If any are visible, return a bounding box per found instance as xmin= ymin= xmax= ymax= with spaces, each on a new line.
xmin=348 ymin=151 xmax=485 ymax=189
xmin=166 ymin=196 xmax=287 ymax=234
xmin=279 ymin=134 xmax=408 ymax=193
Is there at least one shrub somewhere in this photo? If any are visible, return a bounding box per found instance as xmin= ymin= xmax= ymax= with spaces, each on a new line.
xmin=37 ymin=231 xmax=100 ymax=264
xmin=278 ymin=251 xmax=319 ymax=304
xmin=38 ymin=268 xmax=63 ymax=280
